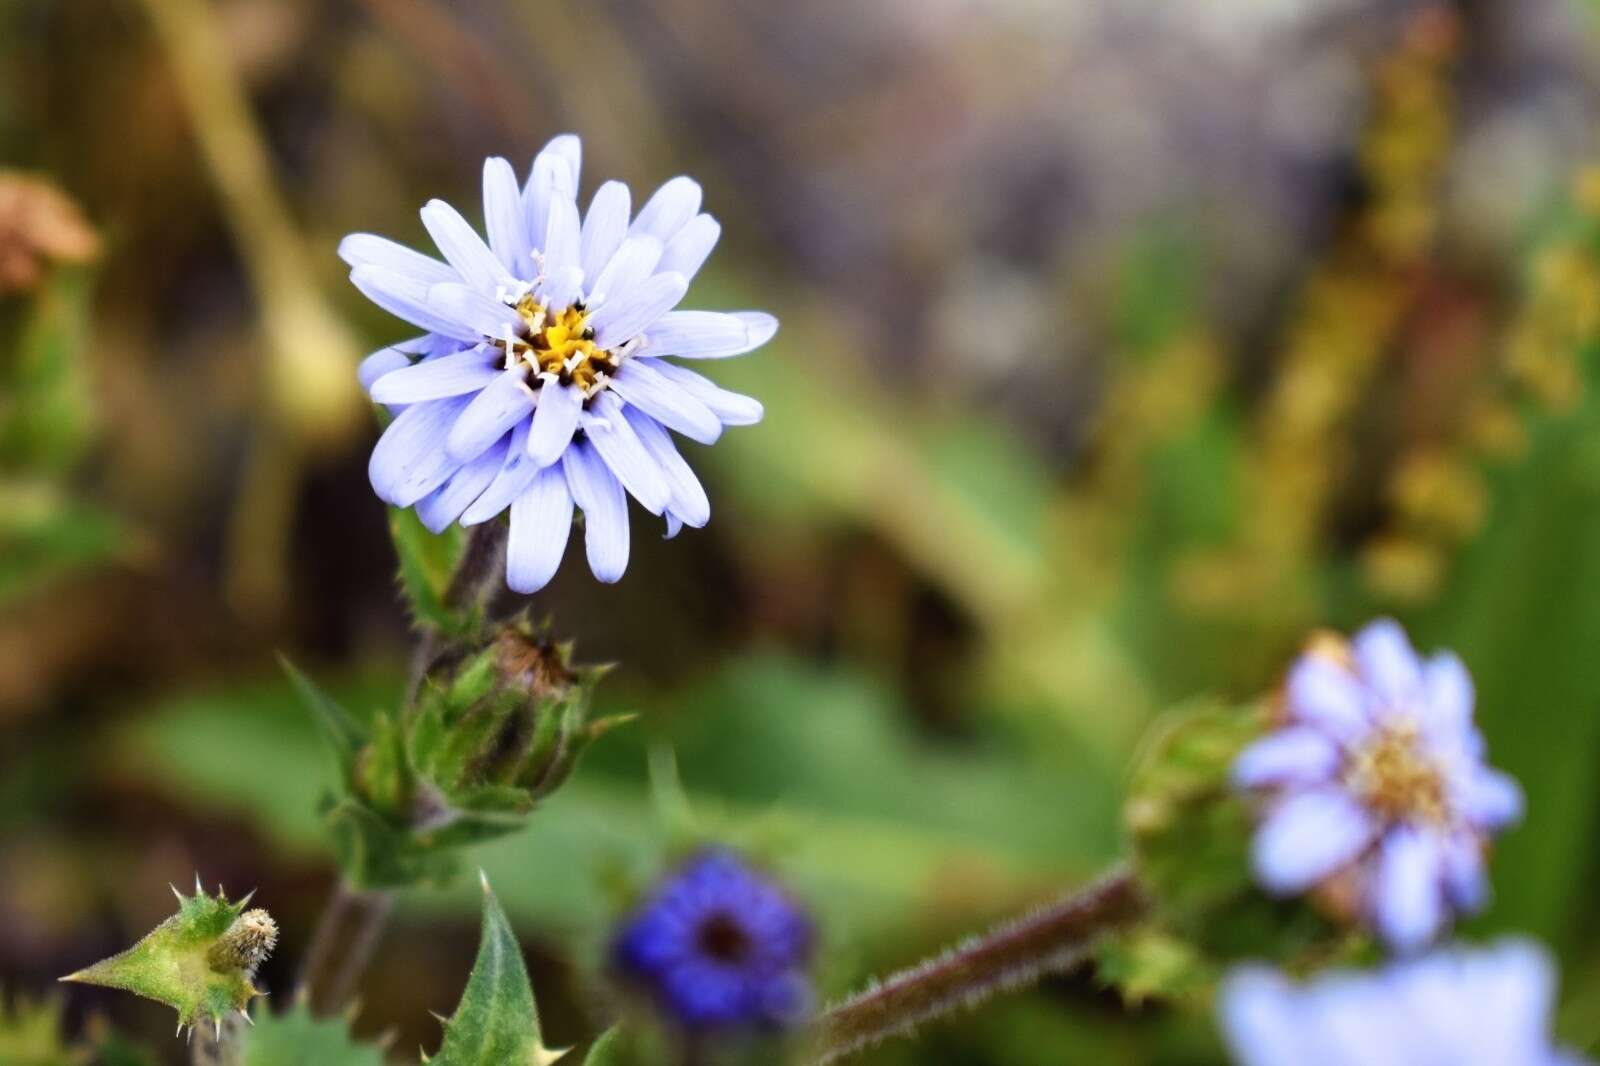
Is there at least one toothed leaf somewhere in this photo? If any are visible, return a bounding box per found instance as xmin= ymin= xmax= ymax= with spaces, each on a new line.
xmin=429 ymin=876 xmax=563 ymax=1066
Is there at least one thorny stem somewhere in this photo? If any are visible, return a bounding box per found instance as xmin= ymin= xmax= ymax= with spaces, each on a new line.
xmin=300 ymin=521 xmax=506 ymax=1015
xmin=811 ymin=868 xmax=1148 ymax=1064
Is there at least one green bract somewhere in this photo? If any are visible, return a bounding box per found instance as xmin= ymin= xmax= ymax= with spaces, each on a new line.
xmin=288 ymin=617 xmax=620 ymax=889
xmin=1107 ymin=700 xmax=1355 ymax=1003
xmin=59 ymin=882 xmax=275 ymax=1038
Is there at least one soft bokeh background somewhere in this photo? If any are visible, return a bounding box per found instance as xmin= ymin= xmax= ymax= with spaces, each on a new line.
xmin=4 ymin=0 xmax=1600 ymax=1061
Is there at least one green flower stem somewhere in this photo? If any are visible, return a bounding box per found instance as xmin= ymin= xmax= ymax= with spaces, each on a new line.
xmin=300 ymin=521 xmax=508 ymax=1014
xmin=812 ymin=868 xmax=1147 ymax=1064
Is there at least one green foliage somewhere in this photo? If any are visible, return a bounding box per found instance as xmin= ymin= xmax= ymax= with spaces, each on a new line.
xmin=427 ymin=874 xmax=564 ymax=1066
xmin=0 ymin=266 xmax=123 ymax=607
xmin=240 ymin=1001 xmax=386 ymax=1066
xmin=287 ymin=621 xmax=610 ymax=889
xmin=59 ymin=883 xmax=275 ymax=1034
xmin=389 ymin=506 xmax=472 ymax=635
xmin=1114 ymin=700 xmax=1347 ymax=1002
xmin=0 ymin=996 xmax=87 ymax=1066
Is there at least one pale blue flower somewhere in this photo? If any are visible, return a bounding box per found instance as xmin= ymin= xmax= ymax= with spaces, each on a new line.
xmin=341 ymin=135 xmax=774 ymax=592
xmin=1233 ymin=619 xmax=1522 ymax=951
xmin=1219 ymin=941 xmax=1590 ymax=1066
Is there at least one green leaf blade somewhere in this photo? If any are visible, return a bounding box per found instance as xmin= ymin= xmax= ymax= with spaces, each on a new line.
xmin=431 ymin=873 xmax=557 ymax=1066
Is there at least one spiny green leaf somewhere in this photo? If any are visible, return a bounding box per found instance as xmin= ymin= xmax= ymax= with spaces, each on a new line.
xmin=241 ymin=1001 xmax=386 ymax=1066
xmin=279 ymin=655 xmax=366 ymax=779
xmin=428 ymin=873 xmax=564 ymax=1066
xmin=389 ymin=506 xmax=471 ymax=634
xmin=59 ymin=883 xmax=275 ymax=1034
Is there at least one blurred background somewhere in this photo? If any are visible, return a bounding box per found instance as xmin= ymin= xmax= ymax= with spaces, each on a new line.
xmin=4 ymin=0 xmax=1600 ymax=1061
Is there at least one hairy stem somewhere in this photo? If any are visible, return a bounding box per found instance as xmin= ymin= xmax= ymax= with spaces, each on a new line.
xmin=295 ymin=883 xmax=395 ymax=1016
xmin=811 ymin=868 xmax=1147 ymax=1064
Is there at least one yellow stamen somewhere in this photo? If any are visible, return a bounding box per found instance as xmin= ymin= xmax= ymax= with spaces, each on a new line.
xmin=498 ymin=295 xmax=614 ymax=395
xmin=1344 ymin=718 xmax=1447 ymax=824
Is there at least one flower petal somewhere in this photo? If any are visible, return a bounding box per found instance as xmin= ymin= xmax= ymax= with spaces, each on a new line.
xmin=369 ymin=347 xmax=499 ymax=404
xmin=1252 ymin=788 xmax=1376 ymax=894
xmin=416 ymin=435 xmax=508 ymax=533
xmin=1353 ymin=619 xmax=1424 ymax=711
xmin=649 ymin=361 xmax=764 ymax=425
xmin=421 ymin=198 xmax=515 ymax=296
xmin=624 ymin=406 xmax=710 ymax=529
xmin=592 ymin=272 xmax=687 ymax=348
xmin=657 ymin=213 xmax=720 ymax=283
xmin=584 ymin=392 xmax=672 ymax=514
xmin=1440 ymin=830 xmax=1488 ymax=913
xmin=522 ymin=140 xmax=578 ymax=252
xmin=563 ymin=441 xmax=630 ymax=582
xmin=506 ymin=465 xmax=574 ymax=593
xmin=630 ymin=176 xmax=702 ymax=243
xmin=339 ymin=233 xmax=456 ymax=287
xmin=1422 ymin=651 xmax=1474 ymax=743
xmin=358 ymin=342 xmax=422 ymax=392
xmin=1285 ymin=656 xmax=1370 ymax=744
xmin=1454 ymin=767 xmax=1524 ymax=830
xmin=1233 ymin=728 xmax=1342 ymax=789
xmin=446 ymin=368 xmax=535 ymax=463
xmin=580 ymin=181 xmax=632 ymax=287
xmin=461 ymin=420 xmax=541 ymax=525
xmin=587 ymin=234 xmax=663 ymax=308
xmin=368 ymin=395 xmax=472 ymax=507
xmin=1373 ymin=826 xmax=1446 ymax=952
xmin=546 ymin=189 xmax=583 ymax=268
xmin=610 ymin=359 xmax=722 ymax=444
xmin=525 ymin=380 xmax=583 ymax=468
xmin=350 ymin=266 xmax=479 ymax=340
xmin=428 ymin=282 xmax=521 ymax=339
xmin=540 ymin=265 xmax=586 ymax=314
xmin=642 ymin=309 xmax=777 ymax=359
xmin=1218 ymin=969 xmax=1305 ymax=1066
xmin=483 ymin=156 xmax=533 ymax=278
xmin=541 ymin=133 xmax=582 ymax=190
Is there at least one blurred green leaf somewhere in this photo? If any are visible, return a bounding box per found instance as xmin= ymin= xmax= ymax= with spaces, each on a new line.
xmin=241 ymin=1001 xmax=385 ymax=1066
xmin=0 ymin=266 xmax=96 ymax=471
xmin=0 ymin=483 xmax=122 ymax=607
xmin=0 ymin=996 xmax=86 ymax=1066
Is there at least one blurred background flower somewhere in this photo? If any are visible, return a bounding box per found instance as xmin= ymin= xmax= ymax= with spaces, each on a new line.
xmin=4 ymin=0 xmax=1600 ymax=1061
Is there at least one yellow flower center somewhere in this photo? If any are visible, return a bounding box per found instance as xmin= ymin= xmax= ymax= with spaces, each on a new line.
xmin=498 ymin=294 xmax=617 ymax=395
xmin=1344 ymin=718 xmax=1447 ymax=824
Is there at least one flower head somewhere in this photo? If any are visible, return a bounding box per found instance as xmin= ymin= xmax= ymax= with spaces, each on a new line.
xmin=1219 ymin=941 xmax=1590 ymax=1066
xmin=341 ymin=135 xmax=773 ymax=592
xmin=610 ymin=851 xmax=815 ymax=1033
xmin=1233 ymin=619 xmax=1522 ymax=951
